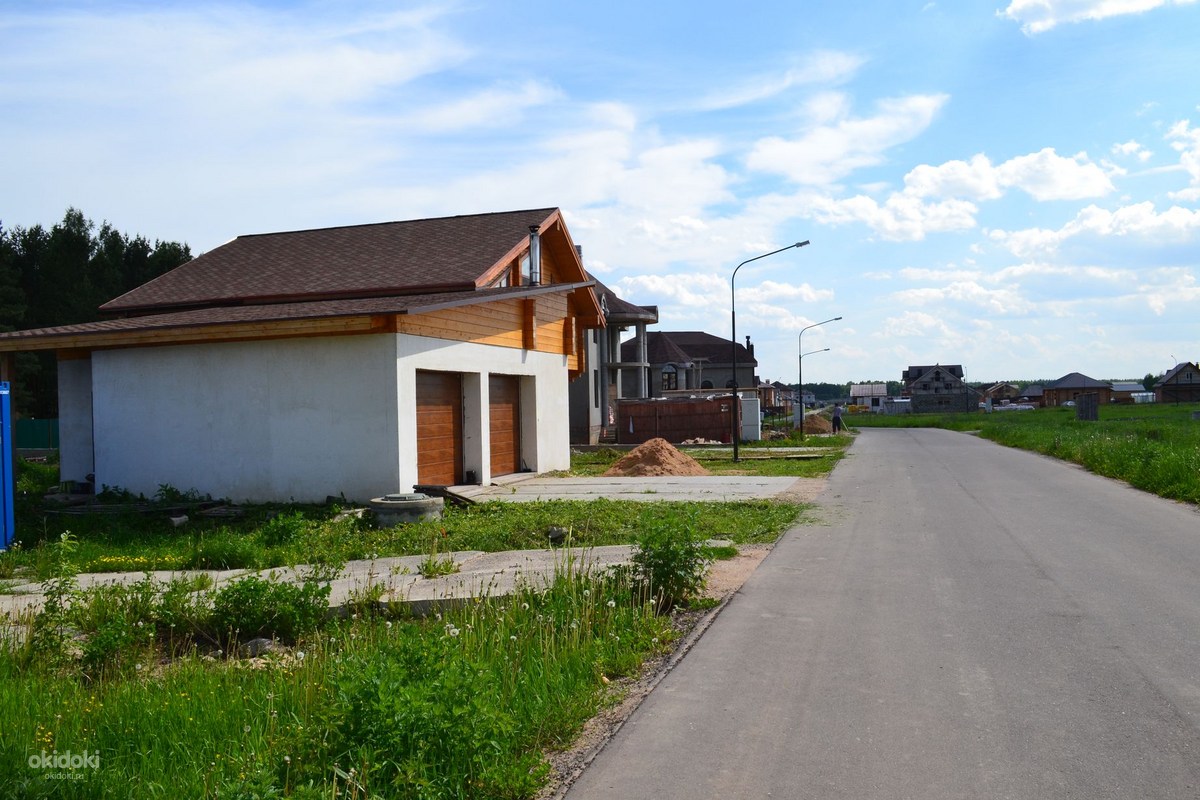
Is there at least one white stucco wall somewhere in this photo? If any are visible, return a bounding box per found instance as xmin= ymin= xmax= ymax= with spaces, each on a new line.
xmin=81 ymin=331 xmax=572 ymax=503
xmin=91 ymin=335 xmax=402 ymax=503
xmin=394 ymin=334 xmax=571 ymax=490
xmin=57 ymin=357 xmax=95 ymax=484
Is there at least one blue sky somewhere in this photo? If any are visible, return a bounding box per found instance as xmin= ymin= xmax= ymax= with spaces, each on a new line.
xmin=2 ymin=0 xmax=1198 ymax=386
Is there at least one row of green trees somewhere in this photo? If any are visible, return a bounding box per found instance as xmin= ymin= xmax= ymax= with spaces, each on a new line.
xmin=0 ymin=208 xmax=192 ymax=416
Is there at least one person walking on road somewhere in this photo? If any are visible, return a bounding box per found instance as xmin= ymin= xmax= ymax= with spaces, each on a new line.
xmin=831 ymin=402 xmax=844 ymax=433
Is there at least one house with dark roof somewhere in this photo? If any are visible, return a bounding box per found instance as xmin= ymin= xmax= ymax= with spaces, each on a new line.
xmin=568 ymin=276 xmax=658 ymax=444
xmin=0 ymin=209 xmax=601 ymax=502
xmin=1155 ymin=361 xmax=1200 ymax=403
xmin=900 ymin=364 xmax=975 ymax=413
xmin=619 ymin=331 xmax=757 ymax=397
xmin=1110 ymin=381 xmax=1150 ymax=404
xmin=1043 ymin=372 xmax=1112 ymax=407
xmin=1019 ymin=384 xmax=1045 ymax=407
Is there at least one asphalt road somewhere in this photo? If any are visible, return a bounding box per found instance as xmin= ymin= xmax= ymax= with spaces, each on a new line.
xmin=564 ymin=428 xmax=1200 ymax=800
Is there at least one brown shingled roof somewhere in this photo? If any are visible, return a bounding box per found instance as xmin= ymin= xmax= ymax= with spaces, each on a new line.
xmin=15 ymin=285 xmax=575 ymax=339
xmin=102 ymin=208 xmax=559 ymax=313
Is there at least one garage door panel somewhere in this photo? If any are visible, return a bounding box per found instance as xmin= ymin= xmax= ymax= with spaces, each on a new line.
xmin=489 ymin=374 xmax=520 ymax=477
xmin=417 ymin=371 xmax=463 ymax=486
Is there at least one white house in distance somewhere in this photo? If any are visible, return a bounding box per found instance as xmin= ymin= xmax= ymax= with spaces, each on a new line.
xmin=849 ymin=383 xmax=888 ymax=412
xmin=0 ymin=209 xmax=602 ymax=503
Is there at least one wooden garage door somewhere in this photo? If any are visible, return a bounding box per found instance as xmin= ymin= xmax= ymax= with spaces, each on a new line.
xmin=416 ymin=370 xmax=463 ymax=486
xmin=489 ymin=374 xmax=521 ymax=477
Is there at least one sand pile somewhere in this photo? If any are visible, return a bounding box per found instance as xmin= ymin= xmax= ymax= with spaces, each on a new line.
xmin=603 ymin=438 xmax=711 ymax=477
xmin=802 ymin=414 xmax=833 ymax=435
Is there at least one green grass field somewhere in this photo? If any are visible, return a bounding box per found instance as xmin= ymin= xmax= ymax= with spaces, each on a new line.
xmin=850 ymin=403 xmax=1200 ymax=505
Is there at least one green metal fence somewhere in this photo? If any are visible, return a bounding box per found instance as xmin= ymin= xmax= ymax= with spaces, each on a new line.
xmin=15 ymin=418 xmax=59 ymax=449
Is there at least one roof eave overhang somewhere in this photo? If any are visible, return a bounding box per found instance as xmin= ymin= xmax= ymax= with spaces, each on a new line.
xmin=0 ymin=282 xmax=596 ymax=354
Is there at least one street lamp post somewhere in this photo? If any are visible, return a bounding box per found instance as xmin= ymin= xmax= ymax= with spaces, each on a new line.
xmin=797 ymin=347 xmax=831 ymax=440
xmin=797 ymin=316 xmax=842 ymax=440
xmin=731 ymin=240 xmax=810 ymax=462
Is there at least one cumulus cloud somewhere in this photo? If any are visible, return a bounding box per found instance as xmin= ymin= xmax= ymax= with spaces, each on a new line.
xmin=746 ymin=93 xmax=949 ymax=185
xmin=1112 ymin=140 xmax=1153 ymax=162
xmin=905 ymin=149 xmax=1114 ymax=201
xmin=904 ymin=155 xmax=1004 ymax=200
xmin=804 ymin=193 xmax=978 ymax=241
xmin=989 ymin=201 xmax=1200 ymax=256
xmin=804 ymin=147 xmax=1113 ymax=241
xmin=1000 ymin=0 xmax=1199 ymax=35
xmin=995 ymin=149 xmax=1116 ymax=200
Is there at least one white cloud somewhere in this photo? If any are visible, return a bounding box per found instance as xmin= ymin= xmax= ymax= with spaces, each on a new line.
xmin=995 ymin=148 xmax=1115 ymax=200
xmin=406 ymin=81 xmax=562 ymax=132
xmin=805 ymin=193 xmax=978 ymax=241
xmin=905 ymin=149 xmax=1113 ymax=201
xmin=695 ymin=51 xmax=865 ymax=111
xmin=990 ymin=263 xmax=1137 ymax=284
xmin=904 ymin=155 xmax=1004 ymax=200
xmin=891 ymin=281 xmax=1034 ymax=315
xmin=989 ymin=201 xmax=1200 ymax=256
xmin=740 ymin=280 xmax=834 ymax=305
xmin=899 ymin=267 xmax=985 ymax=282
xmin=1000 ymin=0 xmax=1199 ymax=35
xmin=880 ymin=311 xmax=956 ymax=338
xmin=1112 ymin=140 xmax=1153 ymax=162
xmin=746 ymin=93 xmax=949 ymax=185
xmin=809 ymin=147 xmax=1112 ymax=241
xmin=1166 ymin=119 xmax=1200 ymax=200
xmin=1137 ymin=268 xmax=1200 ymax=313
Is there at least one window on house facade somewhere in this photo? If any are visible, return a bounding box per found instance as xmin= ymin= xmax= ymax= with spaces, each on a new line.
xmin=519 ymin=254 xmax=531 ymax=285
xmin=662 ymin=364 xmax=678 ymax=391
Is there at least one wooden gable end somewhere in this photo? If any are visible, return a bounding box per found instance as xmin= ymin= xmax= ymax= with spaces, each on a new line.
xmin=393 ymin=291 xmax=584 ymax=373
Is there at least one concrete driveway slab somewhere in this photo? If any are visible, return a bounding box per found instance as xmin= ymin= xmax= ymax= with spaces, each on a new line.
xmin=461 ymin=475 xmax=804 ymax=502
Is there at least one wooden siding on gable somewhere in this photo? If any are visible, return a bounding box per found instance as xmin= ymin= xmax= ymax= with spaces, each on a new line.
xmin=396 ymin=293 xmax=577 ymax=359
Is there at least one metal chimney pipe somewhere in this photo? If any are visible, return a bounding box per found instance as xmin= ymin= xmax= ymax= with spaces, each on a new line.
xmin=528 ymin=226 xmax=541 ymax=286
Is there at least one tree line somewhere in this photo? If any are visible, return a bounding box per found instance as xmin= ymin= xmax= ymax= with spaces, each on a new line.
xmin=0 ymin=208 xmax=192 ymax=417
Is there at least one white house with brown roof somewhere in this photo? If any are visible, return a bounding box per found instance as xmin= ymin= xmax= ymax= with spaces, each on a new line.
xmin=0 ymin=209 xmax=602 ymax=503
